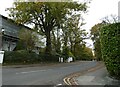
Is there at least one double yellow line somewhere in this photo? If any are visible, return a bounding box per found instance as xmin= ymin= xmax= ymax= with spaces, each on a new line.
xmin=63 ymin=62 xmax=104 ymax=85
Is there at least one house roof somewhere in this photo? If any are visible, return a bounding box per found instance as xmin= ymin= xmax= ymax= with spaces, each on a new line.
xmin=0 ymin=14 xmax=31 ymax=30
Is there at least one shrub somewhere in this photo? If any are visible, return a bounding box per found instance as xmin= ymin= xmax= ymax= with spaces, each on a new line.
xmin=4 ymin=50 xmax=40 ymax=64
xmin=39 ymin=53 xmax=59 ymax=62
xmin=3 ymin=50 xmax=59 ymax=64
xmin=100 ymin=23 xmax=120 ymax=79
xmin=62 ymin=46 xmax=70 ymax=60
xmin=14 ymin=41 xmax=26 ymax=51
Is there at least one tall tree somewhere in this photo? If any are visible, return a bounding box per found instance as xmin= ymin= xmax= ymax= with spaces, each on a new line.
xmin=7 ymin=1 xmax=88 ymax=54
xmin=90 ymin=23 xmax=103 ymax=60
xmin=61 ymin=14 xmax=87 ymax=58
xmin=18 ymin=29 xmax=39 ymax=52
xmin=82 ymin=47 xmax=93 ymax=60
xmin=102 ymin=15 xmax=118 ymax=24
xmin=51 ymin=27 xmax=61 ymax=54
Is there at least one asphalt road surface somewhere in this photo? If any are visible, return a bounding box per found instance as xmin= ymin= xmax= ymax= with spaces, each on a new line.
xmin=2 ymin=61 xmax=98 ymax=85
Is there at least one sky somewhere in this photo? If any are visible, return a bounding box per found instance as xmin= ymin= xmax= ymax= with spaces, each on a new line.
xmin=83 ymin=0 xmax=119 ymax=30
xmin=0 ymin=0 xmax=120 ymax=48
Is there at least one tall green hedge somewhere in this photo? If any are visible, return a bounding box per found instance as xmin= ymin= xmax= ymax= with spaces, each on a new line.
xmin=100 ymin=23 xmax=120 ymax=79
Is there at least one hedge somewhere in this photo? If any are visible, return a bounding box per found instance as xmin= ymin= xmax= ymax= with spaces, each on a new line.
xmin=3 ymin=50 xmax=59 ymax=64
xmin=4 ymin=50 xmax=40 ymax=64
xmin=39 ymin=52 xmax=59 ymax=62
xmin=100 ymin=23 xmax=120 ymax=79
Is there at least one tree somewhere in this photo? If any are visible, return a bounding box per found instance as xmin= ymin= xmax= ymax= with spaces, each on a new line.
xmin=102 ymin=15 xmax=118 ymax=24
xmin=7 ymin=1 xmax=88 ymax=54
xmin=51 ymin=27 xmax=61 ymax=54
xmin=91 ymin=14 xmax=119 ymax=61
xmin=90 ymin=23 xmax=103 ymax=60
xmin=61 ymin=14 xmax=87 ymax=58
xmin=82 ymin=47 xmax=93 ymax=60
xmin=18 ymin=29 xmax=39 ymax=52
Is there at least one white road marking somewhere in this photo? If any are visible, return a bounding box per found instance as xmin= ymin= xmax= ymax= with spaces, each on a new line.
xmin=54 ymin=84 xmax=62 ymax=87
xmin=16 ymin=69 xmax=47 ymax=74
xmin=62 ymin=67 xmax=68 ymax=69
xmin=47 ymin=69 xmax=52 ymax=70
xmin=57 ymin=83 xmax=62 ymax=85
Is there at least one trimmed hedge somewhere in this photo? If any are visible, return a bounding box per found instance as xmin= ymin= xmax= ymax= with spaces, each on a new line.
xmin=100 ymin=23 xmax=120 ymax=79
xmin=4 ymin=50 xmax=40 ymax=64
xmin=3 ymin=50 xmax=59 ymax=64
xmin=39 ymin=53 xmax=59 ymax=62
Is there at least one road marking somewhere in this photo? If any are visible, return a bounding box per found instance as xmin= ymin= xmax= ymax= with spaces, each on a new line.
xmin=16 ymin=69 xmax=46 ymax=74
xmin=54 ymin=84 xmax=62 ymax=87
xmin=62 ymin=67 xmax=68 ymax=69
xmin=63 ymin=77 xmax=70 ymax=85
xmin=47 ymin=69 xmax=53 ymax=71
xmin=67 ymin=78 xmax=71 ymax=85
xmin=63 ymin=62 xmax=104 ymax=85
xmin=73 ymin=78 xmax=79 ymax=85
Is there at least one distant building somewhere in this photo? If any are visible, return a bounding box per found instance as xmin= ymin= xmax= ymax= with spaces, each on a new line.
xmin=0 ymin=14 xmax=31 ymax=51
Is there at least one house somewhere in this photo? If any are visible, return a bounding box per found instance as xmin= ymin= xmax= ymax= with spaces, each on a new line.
xmin=0 ymin=14 xmax=31 ymax=51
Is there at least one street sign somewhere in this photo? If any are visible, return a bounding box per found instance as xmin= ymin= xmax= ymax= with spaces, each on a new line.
xmin=0 ymin=51 xmax=4 ymax=64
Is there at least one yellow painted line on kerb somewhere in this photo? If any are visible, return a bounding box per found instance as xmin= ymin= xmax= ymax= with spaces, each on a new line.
xmin=63 ymin=62 xmax=104 ymax=85
xmin=73 ymin=78 xmax=79 ymax=85
xmin=63 ymin=77 xmax=70 ymax=85
xmin=67 ymin=78 xmax=72 ymax=85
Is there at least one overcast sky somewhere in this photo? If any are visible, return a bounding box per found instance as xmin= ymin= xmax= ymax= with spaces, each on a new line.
xmin=0 ymin=0 xmax=119 ymax=48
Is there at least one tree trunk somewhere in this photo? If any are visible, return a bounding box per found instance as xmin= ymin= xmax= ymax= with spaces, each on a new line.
xmin=70 ymin=37 xmax=73 ymax=52
xmin=45 ymin=30 xmax=52 ymax=54
xmin=64 ymin=32 xmax=68 ymax=47
xmin=74 ymin=39 xmax=77 ymax=56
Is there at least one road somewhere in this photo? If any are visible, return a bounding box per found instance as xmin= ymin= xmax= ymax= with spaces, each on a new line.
xmin=2 ymin=61 xmax=98 ymax=85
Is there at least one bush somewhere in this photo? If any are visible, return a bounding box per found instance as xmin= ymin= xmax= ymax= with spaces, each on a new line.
xmin=4 ymin=50 xmax=40 ymax=64
xmin=61 ymin=46 xmax=69 ymax=60
xmin=3 ymin=50 xmax=60 ymax=64
xmin=14 ymin=41 xmax=26 ymax=51
xmin=100 ymin=23 xmax=120 ymax=79
xmin=39 ymin=53 xmax=59 ymax=62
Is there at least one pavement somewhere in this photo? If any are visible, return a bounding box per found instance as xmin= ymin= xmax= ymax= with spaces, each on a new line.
xmin=73 ymin=62 xmax=120 ymax=86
